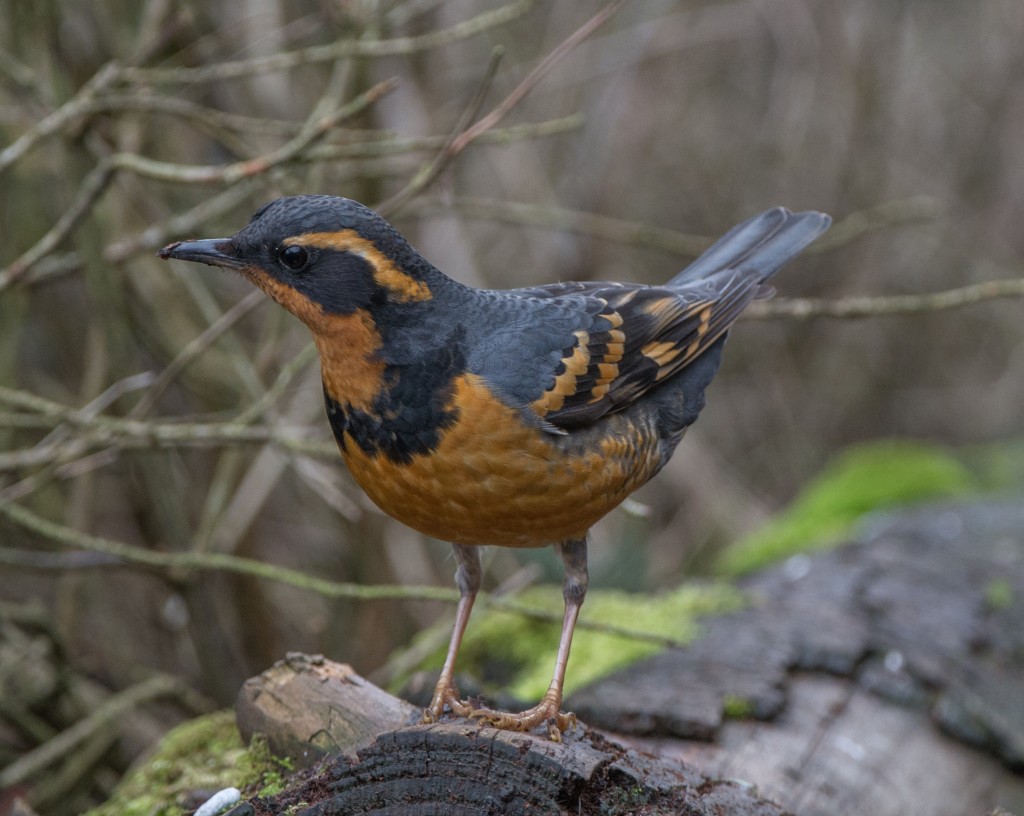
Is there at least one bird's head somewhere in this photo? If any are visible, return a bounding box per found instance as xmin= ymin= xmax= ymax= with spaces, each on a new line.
xmin=158 ymin=195 xmax=435 ymax=331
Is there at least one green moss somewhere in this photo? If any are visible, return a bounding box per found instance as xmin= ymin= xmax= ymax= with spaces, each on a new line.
xmin=598 ymin=784 xmax=654 ymax=815
xmin=722 ymin=695 xmax=754 ymax=719
xmin=717 ymin=440 xmax=979 ymax=576
xmin=85 ymin=710 xmax=282 ymax=816
xmin=243 ymin=736 xmax=297 ymax=797
xmin=963 ymin=437 xmax=1024 ymax=492
xmin=427 ymin=582 xmax=744 ymax=702
xmin=984 ymin=578 xmax=1014 ymax=610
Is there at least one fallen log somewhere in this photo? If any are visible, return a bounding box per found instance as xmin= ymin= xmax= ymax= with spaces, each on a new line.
xmin=235 ymin=654 xmax=785 ymax=815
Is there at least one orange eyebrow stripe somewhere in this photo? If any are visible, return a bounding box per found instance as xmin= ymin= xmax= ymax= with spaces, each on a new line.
xmin=289 ymin=230 xmax=432 ymax=303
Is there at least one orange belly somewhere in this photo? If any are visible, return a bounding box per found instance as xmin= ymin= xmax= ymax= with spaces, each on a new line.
xmin=339 ymin=374 xmax=661 ymax=547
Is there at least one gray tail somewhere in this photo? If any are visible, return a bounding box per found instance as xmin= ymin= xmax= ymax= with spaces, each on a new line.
xmin=668 ymin=207 xmax=831 ymax=289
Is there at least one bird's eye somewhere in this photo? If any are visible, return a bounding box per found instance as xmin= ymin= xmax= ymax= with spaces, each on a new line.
xmin=280 ymin=245 xmax=310 ymax=271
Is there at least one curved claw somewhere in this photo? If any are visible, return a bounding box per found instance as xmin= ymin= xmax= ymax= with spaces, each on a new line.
xmin=423 ymin=680 xmax=475 ymax=724
xmin=468 ymin=695 xmax=577 ymax=741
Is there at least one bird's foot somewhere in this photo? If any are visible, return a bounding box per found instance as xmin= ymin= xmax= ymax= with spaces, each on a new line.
xmin=422 ymin=679 xmax=475 ymax=724
xmin=469 ymin=690 xmax=577 ymax=742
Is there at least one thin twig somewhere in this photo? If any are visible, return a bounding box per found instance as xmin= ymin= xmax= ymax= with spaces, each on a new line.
xmin=413 ymin=195 xmax=713 ymax=256
xmin=12 ymin=252 xmax=83 ymax=288
xmin=0 ymin=498 xmax=458 ymax=603
xmin=0 ymin=61 xmax=121 ymax=173
xmin=0 ymin=160 xmax=117 ymax=291
xmin=102 ymin=180 xmax=262 ymax=262
xmin=0 ymin=674 xmax=207 ymax=789
xmin=72 ymin=94 xmax=303 ymax=137
xmin=120 ymin=1 xmax=536 ymax=85
xmin=377 ymin=46 xmax=506 ymax=216
xmin=0 ymin=77 xmax=395 ymax=291
xmin=747 ymin=277 xmax=1024 ymax=320
xmin=810 ymin=195 xmax=944 ymax=253
xmin=0 ymin=499 xmax=699 ymax=649
xmin=130 ymin=291 xmax=266 ymax=417
xmin=102 ymin=77 xmax=398 ymax=186
xmin=449 ymin=0 xmax=627 ymax=154
xmin=406 ymin=194 xmax=943 ymax=258
xmin=233 ymin=344 xmax=320 ymax=425
xmin=377 ymin=1 xmax=623 ymax=214
xmin=308 ymin=114 xmax=583 ymax=160
xmin=0 ymin=384 xmax=332 ymax=471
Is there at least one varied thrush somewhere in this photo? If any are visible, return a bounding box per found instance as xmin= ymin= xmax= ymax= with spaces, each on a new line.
xmin=159 ymin=196 xmax=830 ymax=740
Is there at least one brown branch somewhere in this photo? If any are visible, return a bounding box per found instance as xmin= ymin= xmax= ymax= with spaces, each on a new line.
xmin=307 ymin=114 xmax=583 ymax=161
xmin=810 ymin=195 xmax=944 ymax=253
xmin=411 ymin=195 xmax=713 ymax=256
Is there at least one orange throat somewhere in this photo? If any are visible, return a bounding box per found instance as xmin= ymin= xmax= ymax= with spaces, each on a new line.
xmin=242 ymin=264 xmax=386 ymax=411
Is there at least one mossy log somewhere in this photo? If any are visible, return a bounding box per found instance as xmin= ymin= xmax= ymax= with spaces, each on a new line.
xmin=235 ymin=656 xmax=785 ymax=815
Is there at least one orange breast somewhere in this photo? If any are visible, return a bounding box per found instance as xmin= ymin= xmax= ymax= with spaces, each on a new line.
xmin=338 ymin=374 xmax=662 ymax=547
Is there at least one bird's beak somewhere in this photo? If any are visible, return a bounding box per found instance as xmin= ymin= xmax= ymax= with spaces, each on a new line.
xmin=158 ymin=238 xmax=245 ymax=269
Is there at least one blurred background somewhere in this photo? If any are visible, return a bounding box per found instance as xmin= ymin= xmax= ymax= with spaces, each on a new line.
xmin=1 ymin=0 xmax=1023 ymax=812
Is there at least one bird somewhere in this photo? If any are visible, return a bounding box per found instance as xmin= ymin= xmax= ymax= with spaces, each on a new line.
xmin=159 ymin=195 xmax=830 ymax=740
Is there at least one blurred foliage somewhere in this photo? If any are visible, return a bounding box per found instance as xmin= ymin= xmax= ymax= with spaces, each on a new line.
xmin=83 ymin=710 xmax=253 ymax=816
xmin=404 ymin=581 xmax=746 ymax=702
xmin=1 ymin=0 xmax=1023 ymax=812
xmin=716 ymin=439 xmax=980 ymax=576
xmin=984 ymin=578 xmax=1014 ymax=612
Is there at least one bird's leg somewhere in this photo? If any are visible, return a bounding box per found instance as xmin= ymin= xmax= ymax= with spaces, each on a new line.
xmin=423 ymin=543 xmax=481 ymax=722
xmin=471 ymin=537 xmax=588 ymax=741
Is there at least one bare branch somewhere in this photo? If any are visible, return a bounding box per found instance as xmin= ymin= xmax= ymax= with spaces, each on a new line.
xmin=0 ymin=500 xmax=696 ymax=649
xmin=377 ymin=46 xmax=506 ymax=216
xmin=104 ymin=77 xmax=398 ymax=186
xmin=408 ymin=195 xmax=943 ymax=258
xmin=0 ymin=498 xmax=458 ymax=603
xmin=0 ymin=160 xmax=116 ymax=291
xmin=747 ymin=277 xmax=1024 ymax=320
xmin=129 ymin=291 xmax=266 ymax=417
xmin=0 ymin=674 xmax=209 ymax=790
xmin=449 ymin=0 xmax=626 ymax=154
xmin=120 ymin=1 xmax=536 ymax=85
xmin=0 ymin=61 xmax=121 ymax=173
